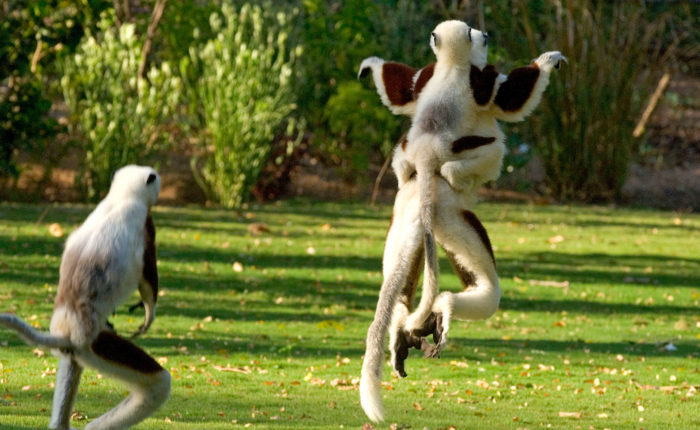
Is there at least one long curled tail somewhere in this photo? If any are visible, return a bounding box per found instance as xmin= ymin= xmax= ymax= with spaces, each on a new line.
xmin=0 ymin=314 xmax=72 ymax=351
xmin=360 ymin=256 xmax=413 ymax=422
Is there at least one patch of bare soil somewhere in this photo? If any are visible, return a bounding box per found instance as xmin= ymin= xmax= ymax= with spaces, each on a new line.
xmin=621 ymin=73 xmax=700 ymax=210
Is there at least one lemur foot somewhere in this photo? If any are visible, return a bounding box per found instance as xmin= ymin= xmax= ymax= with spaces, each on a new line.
xmin=421 ymin=338 xmax=440 ymax=358
xmin=392 ymin=329 xmax=423 ymax=377
xmin=410 ymin=312 xmax=438 ymax=338
xmin=432 ymin=312 xmax=445 ymax=346
xmin=534 ymin=51 xmax=568 ymax=73
xmin=410 ymin=312 xmax=445 ymax=358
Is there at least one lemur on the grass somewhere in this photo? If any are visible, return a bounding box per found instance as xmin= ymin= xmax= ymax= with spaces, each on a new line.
xmin=358 ymin=20 xmax=566 ymax=422
xmin=0 ymin=165 xmax=168 ymax=430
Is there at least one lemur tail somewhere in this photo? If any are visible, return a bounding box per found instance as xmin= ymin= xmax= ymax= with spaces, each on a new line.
xmin=0 ymin=314 xmax=72 ymax=351
xmin=405 ymin=158 xmax=440 ymax=332
xmin=360 ymin=258 xmax=411 ymax=422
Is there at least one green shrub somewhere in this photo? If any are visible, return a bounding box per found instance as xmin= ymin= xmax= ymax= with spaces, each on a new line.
xmin=487 ymin=0 xmax=676 ymax=201
xmin=61 ymin=16 xmax=181 ymax=200
xmin=188 ymin=2 xmax=300 ymax=208
xmin=0 ymin=76 xmax=56 ymax=178
xmin=297 ymin=0 xmax=435 ymax=181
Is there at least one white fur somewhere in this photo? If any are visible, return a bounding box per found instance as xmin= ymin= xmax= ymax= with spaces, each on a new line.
xmin=403 ymin=21 xmax=494 ymax=333
xmin=360 ymin=20 xmax=566 ymax=422
xmin=1 ymin=165 xmax=167 ymax=430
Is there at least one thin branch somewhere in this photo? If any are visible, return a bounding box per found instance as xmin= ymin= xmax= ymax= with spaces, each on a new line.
xmin=138 ymin=0 xmax=169 ymax=81
xmin=123 ymin=0 xmax=132 ymax=22
xmin=112 ymin=0 xmax=123 ymax=27
xmin=633 ymin=71 xmax=671 ymax=138
xmin=370 ymin=154 xmax=392 ymax=206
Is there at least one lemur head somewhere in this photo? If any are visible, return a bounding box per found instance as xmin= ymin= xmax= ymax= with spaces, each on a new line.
xmin=108 ymin=165 xmax=161 ymax=207
xmin=430 ymin=20 xmax=488 ymax=69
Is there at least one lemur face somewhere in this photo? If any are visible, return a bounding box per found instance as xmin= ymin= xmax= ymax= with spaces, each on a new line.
xmin=430 ymin=20 xmax=488 ymax=68
xmin=110 ymin=165 xmax=161 ymax=206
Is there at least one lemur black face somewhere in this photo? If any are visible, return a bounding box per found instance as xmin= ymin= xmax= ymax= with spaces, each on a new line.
xmin=146 ymin=174 xmax=157 ymax=185
xmin=468 ymin=27 xmax=472 ymax=42
xmin=483 ymin=33 xmax=489 ymax=45
xmin=430 ymin=32 xmax=438 ymax=48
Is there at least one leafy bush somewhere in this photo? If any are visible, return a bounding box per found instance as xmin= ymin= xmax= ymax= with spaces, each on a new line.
xmin=61 ymin=16 xmax=181 ymax=200
xmin=188 ymin=3 xmax=300 ymax=208
xmin=297 ymin=0 xmax=435 ymax=180
xmin=486 ymin=0 xmax=677 ymax=201
xmin=0 ymin=76 xmax=56 ymax=178
xmin=0 ymin=0 xmax=106 ymax=178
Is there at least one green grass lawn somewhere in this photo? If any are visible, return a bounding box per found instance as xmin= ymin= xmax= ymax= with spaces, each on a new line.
xmin=0 ymin=200 xmax=698 ymax=429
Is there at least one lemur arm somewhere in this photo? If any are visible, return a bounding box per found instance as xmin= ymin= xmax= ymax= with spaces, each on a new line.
xmin=132 ymin=214 xmax=158 ymax=338
xmin=358 ymin=56 xmax=435 ymax=116
xmin=490 ymin=51 xmax=567 ymax=122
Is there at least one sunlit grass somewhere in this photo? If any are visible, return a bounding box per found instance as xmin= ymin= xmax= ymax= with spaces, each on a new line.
xmin=0 ymin=201 xmax=698 ymax=429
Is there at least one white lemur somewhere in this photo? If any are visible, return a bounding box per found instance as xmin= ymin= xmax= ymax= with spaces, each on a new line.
xmin=0 ymin=165 xmax=169 ymax=430
xmin=358 ymin=20 xmax=566 ymax=422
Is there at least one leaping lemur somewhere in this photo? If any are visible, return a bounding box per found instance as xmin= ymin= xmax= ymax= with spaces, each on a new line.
xmin=0 ymin=165 xmax=169 ymax=430
xmin=358 ymin=20 xmax=566 ymax=422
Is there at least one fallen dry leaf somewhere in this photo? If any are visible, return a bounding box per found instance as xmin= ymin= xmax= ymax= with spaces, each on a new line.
xmin=529 ymin=279 xmax=569 ymax=288
xmin=548 ymin=235 xmax=565 ymax=244
xmin=232 ymin=262 xmax=243 ymax=272
xmin=247 ymin=222 xmax=270 ymax=235
xmin=558 ymin=411 xmax=582 ymax=418
xmin=48 ymin=223 xmax=63 ymax=237
xmin=213 ymin=365 xmax=251 ymax=374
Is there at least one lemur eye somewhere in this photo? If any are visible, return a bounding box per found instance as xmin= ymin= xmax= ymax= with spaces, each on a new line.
xmin=146 ymin=174 xmax=157 ymax=185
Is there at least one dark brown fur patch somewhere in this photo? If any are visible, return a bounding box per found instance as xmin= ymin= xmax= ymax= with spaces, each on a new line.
xmin=494 ymin=65 xmax=540 ymax=112
xmin=443 ymin=248 xmax=477 ymax=290
xmin=412 ymin=63 xmax=435 ymax=99
xmin=451 ymin=136 xmax=496 ymax=153
xmin=399 ymin=243 xmax=425 ymax=310
xmin=142 ymin=214 xmax=158 ymax=300
xmin=399 ymin=134 xmax=408 ymax=151
xmin=462 ymin=210 xmax=495 ymax=265
xmin=470 ymin=65 xmax=498 ymax=105
xmin=91 ymin=330 xmax=163 ymax=374
xmin=383 ymin=62 xmax=418 ymax=106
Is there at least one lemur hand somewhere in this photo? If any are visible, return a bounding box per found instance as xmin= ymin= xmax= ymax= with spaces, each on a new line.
xmin=440 ymin=161 xmax=474 ymax=193
xmin=534 ymin=51 xmax=568 ymax=73
xmin=393 ymin=158 xmax=415 ymax=189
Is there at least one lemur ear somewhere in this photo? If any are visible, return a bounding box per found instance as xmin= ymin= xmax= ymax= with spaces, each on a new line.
xmin=146 ymin=174 xmax=157 ymax=185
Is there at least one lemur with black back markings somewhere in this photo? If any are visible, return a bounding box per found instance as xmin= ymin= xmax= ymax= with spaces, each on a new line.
xmin=0 ymin=165 xmax=169 ymax=430
xmin=358 ymin=20 xmax=566 ymax=422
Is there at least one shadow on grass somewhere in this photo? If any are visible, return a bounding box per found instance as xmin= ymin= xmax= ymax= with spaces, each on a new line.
xmin=448 ymin=336 xmax=700 ymax=359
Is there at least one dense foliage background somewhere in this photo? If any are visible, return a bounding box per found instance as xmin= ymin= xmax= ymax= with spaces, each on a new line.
xmin=0 ymin=0 xmax=697 ymax=205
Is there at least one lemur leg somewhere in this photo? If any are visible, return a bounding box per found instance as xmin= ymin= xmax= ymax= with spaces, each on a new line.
xmin=74 ymin=331 xmax=170 ymax=430
xmin=49 ymin=355 xmax=83 ymax=430
xmin=388 ymin=243 xmax=425 ymax=377
xmin=429 ymin=205 xmax=500 ymax=352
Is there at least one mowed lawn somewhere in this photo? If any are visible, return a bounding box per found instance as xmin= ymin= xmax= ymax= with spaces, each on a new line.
xmin=0 ymin=200 xmax=698 ymax=429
